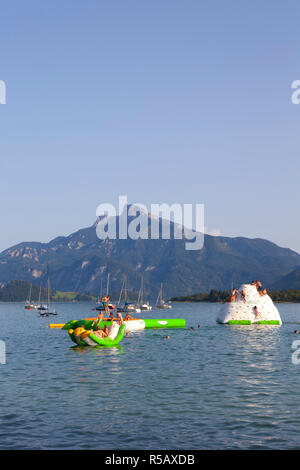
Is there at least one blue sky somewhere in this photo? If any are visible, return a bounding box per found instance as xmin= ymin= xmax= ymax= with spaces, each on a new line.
xmin=0 ymin=0 xmax=300 ymax=252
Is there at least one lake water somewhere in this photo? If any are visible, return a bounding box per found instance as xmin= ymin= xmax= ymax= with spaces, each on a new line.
xmin=1 ymin=301 xmax=300 ymax=450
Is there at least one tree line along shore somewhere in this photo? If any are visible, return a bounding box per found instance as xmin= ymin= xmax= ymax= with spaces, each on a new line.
xmin=1 ymin=280 xmax=300 ymax=303
xmin=0 ymin=280 xmax=96 ymax=302
xmin=0 ymin=279 xmax=138 ymax=303
xmin=170 ymin=289 xmax=300 ymax=303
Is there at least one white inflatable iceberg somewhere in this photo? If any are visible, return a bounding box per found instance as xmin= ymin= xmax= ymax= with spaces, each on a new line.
xmin=216 ymin=284 xmax=282 ymax=325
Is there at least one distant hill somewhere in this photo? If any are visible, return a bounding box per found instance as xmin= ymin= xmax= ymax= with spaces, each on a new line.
xmin=271 ymin=267 xmax=300 ymax=291
xmin=171 ymin=289 xmax=230 ymax=302
xmin=171 ymin=288 xmax=300 ymax=303
xmin=0 ymin=211 xmax=299 ymax=298
xmin=0 ymin=280 xmax=96 ymax=302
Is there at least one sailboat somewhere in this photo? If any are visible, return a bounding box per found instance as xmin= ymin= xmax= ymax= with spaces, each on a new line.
xmin=36 ymin=283 xmax=43 ymax=310
xmin=137 ymin=276 xmax=152 ymax=311
xmin=24 ymin=283 xmax=36 ymax=310
xmin=155 ymin=283 xmax=172 ymax=309
xmin=96 ymin=278 xmax=103 ymax=306
xmin=93 ymin=273 xmax=115 ymax=313
xmin=117 ymin=275 xmax=141 ymax=314
xmin=38 ymin=266 xmax=58 ymax=316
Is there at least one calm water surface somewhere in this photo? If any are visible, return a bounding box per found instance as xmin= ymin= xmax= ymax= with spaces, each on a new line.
xmin=1 ymin=301 xmax=300 ymax=449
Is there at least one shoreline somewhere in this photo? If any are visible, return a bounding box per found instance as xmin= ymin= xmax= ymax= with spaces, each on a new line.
xmin=170 ymin=299 xmax=300 ymax=304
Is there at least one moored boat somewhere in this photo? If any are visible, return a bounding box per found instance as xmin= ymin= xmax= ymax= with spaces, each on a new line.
xmin=140 ymin=302 xmax=152 ymax=311
xmin=136 ymin=276 xmax=152 ymax=311
xmin=24 ymin=283 xmax=38 ymax=310
xmin=117 ymin=275 xmax=140 ymax=314
xmin=155 ymin=283 xmax=172 ymax=309
xmin=38 ymin=266 xmax=58 ymax=316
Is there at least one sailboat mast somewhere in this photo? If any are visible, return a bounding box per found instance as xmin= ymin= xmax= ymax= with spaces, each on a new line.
xmin=46 ymin=263 xmax=50 ymax=310
xmin=155 ymin=283 xmax=162 ymax=306
xmin=106 ymin=273 xmax=110 ymax=296
xmin=124 ymin=275 xmax=127 ymax=303
xmin=47 ymin=275 xmax=50 ymax=308
xmin=98 ymin=278 xmax=103 ymax=303
xmin=38 ymin=283 xmax=42 ymax=304
xmin=118 ymin=278 xmax=125 ymax=306
xmin=141 ymin=276 xmax=144 ymax=305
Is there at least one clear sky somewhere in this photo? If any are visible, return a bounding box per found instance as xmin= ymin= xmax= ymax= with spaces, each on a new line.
xmin=0 ymin=0 xmax=300 ymax=252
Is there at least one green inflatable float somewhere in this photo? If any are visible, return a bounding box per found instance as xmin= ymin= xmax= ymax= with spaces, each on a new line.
xmin=63 ymin=317 xmax=186 ymax=346
xmin=64 ymin=320 xmax=126 ymax=347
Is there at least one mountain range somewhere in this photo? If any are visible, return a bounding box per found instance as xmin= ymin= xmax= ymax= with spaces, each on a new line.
xmin=0 ymin=211 xmax=299 ymax=298
xmin=271 ymin=267 xmax=300 ymax=291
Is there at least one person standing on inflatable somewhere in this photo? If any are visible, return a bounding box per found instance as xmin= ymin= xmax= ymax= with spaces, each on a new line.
xmin=102 ymin=295 xmax=110 ymax=318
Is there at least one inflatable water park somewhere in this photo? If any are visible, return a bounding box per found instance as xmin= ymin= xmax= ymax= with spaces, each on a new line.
xmin=47 ymin=280 xmax=282 ymax=347
xmin=59 ymin=317 xmax=186 ymax=347
xmin=216 ymin=283 xmax=282 ymax=325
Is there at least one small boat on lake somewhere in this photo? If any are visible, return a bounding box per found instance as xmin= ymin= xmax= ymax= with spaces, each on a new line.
xmin=117 ymin=275 xmax=140 ymax=314
xmin=155 ymin=283 xmax=172 ymax=309
xmin=137 ymin=276 xmax=152 ymax=311
xmin=24 ymin=283 xmax=38 ymax=310
xmin=38 ymin=266 xmax=58 ymax=316
xmin=139 ymin=302 xmax=152 ymax=311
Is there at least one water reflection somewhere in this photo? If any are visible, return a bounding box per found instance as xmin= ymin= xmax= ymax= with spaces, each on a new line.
xmin=69 ymin=345 xmax=124 ymax=384
xmin=2 ymin=302 xmax=300 ymax=449
xmin=221 ymin=325 xmax=283 ymax=416
xmin=70 ymin=345 xmax=124 ymax=356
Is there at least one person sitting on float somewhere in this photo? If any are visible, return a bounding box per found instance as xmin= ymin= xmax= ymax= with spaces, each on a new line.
xmin=223 ymin=288 xmax=237 ymax=303
xmin=124 ymin=314 xmax=134 ymax=321
xmin=93 ymin=324 xmax=109 ymax=338
xmin=231 ymin=288 xmax=238 ymax=302
xmin=240 ymin=289 xmax=246 ymax=302
xmin=255 ymin=280 xmax=264 ymax=296
xmin=90 ymin=312 xmax=109 ymax=337
xmin=116 ymin=311 xmax=124 ymax=325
